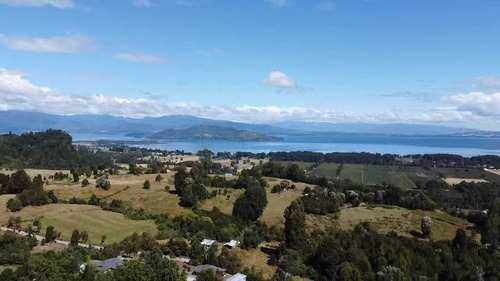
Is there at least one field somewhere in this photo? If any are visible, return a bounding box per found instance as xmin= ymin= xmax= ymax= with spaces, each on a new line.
xmin=0 ymin=203 xmax=157 ymax=244
xmin=234 ymin=244 xmax=277 ymax=279
xmin=336 ymin=206 xmax=473 ymax=241
xmin=201 ymin=178 xmax=307 ymax=226
xmin=444 ymin=178 xmax=488 ymax=185
xmin=307 ymin=163 xmax=500 ymax=188
xmin=0 ymin=168 xmax=71 ymax=179
xmin=46 ymin=172 xmax=194 ymax=216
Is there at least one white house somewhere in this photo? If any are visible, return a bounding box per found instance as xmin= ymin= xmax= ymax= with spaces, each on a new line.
xmin=223 ymin=240 xmax=240 ymax=249
xmin=201 ymin=239 xmax=217 ymax=247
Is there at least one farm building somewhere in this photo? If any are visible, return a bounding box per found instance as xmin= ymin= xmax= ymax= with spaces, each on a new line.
xmin=201 ymin=239 xmax=217 ymax=247
xmin=223 ymin=240 xmax=240 ymax=249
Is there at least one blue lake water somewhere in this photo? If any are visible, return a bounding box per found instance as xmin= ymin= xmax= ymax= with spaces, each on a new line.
xmin=71 ymin=134 xmax=500 ymax=157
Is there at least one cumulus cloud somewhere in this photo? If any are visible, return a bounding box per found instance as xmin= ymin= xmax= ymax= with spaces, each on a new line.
xmin=263 ymin=71 xmax=296 ymax=89
xmin=0 ymin=33 xmax=95 ymax=53
xmin=0 ymin=0 xmax=74 ymax=8
xmin=0 ymin=67 xmax=496 ymax=126
xmin=443 ymin=92 xmax=500 ymax=116
xmin=114 ymin=53 xmax=167 ymax=64
xmin=268 ymin=0 xmax=288 ymax=8
xmin=132 ymin=0 xmax=152 ymax=8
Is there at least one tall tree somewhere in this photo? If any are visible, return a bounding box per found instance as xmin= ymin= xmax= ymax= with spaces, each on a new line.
xmin=284 ymin=200 xmax=307 ymax=250
xmin=232 ymin=186 xmax=268 ymax=222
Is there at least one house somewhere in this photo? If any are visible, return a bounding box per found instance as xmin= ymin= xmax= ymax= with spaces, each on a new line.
xmin=201 ymin=239 xmax=217 ymax=248
xmin=224 ymin=173 xmax=234 ymax=178
xmin=80 ymin=258 xmax=124 ymax=273
xmin=223 ymin=240 xmax=240 ymax=249
xmin=95 ymin=258 xmax=125 ymax=272
xmin=226 ymin=273 xmax=247 ymax=281
xmin=193 ymin=265 xmax=227 ymax=276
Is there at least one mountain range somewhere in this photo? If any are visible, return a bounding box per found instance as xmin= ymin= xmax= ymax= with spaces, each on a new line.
xmin=0 ymin=110 xmax=496 ymax=138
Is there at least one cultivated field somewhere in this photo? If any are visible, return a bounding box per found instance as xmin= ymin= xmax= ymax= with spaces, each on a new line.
xmin=307 ymin=163 xmax=500 ymax=188
xmin=335 ymin=206 xmax=473 ymax=241
xmin=0 ymin=203 xmax=157 ymax=244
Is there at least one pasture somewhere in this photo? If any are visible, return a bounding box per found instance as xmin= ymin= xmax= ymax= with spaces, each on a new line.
xmin=336 ymin=206 xmax=473 ymax=241
xmin=0 ymin=203 xmax=158 ymax=244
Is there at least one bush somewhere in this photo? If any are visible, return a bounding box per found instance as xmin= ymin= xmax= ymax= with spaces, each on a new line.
xmin=6 ymin=198 xmax=23 ymax=212
xmin=143 ymin=180 xmax=151 ymax=190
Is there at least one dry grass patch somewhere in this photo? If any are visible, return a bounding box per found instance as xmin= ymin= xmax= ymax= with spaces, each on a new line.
xmin=337 ymin=206 xmax=473 ymax=241
xmin=444 ymin=178 xmax=488 ymax=185
xmin=0 ymin=169 xmax=70 ymax=179
xmin=235 ymin=244 xmax=276 ymax=279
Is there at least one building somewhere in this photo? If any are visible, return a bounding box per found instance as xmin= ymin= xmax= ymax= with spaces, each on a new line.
xmin=193 ymin=265 xmax=227 ymax=276
xmin=223 ymin=240 xmax=240 ymax=249
xmin=226 ymin=273 xmax=247 ymax=281
xmin=80 ymin=258 xmax=125 ymax=273
xmin=201 ymin=239 xmax=217 ymax=248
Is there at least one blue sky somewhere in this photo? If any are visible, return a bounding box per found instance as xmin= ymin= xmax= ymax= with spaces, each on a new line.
xmin=0 ymin=0 xmax=499 ymax=130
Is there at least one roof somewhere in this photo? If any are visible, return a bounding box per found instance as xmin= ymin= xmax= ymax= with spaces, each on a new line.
xmin=193 ymin=264 xmax=227 ymax=274
xmin=226 ymin=273 xmax=247 ymax=281
xmin=94 ymin=258 xmax=124 ymax=272
xmin=201 ymin=239 xmax=217 ymax=246
xmin=223 ymin=240 xmax=240 ymax=248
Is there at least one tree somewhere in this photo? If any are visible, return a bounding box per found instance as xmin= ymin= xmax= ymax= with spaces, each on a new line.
xmin=70 ymin=229 xmax=80 ymax=245
xmin=113 ymin=260 xmax=155 ymax=281
xmin=4 ymin=170 xmax=30 ymax=194
xmin=146 ymin=247 xmax=184 ymax=281
xmin=155 ymin=174 xmax=163 ymax=182
xmin=45 ymin=226 xmax=58 ymax=242
xmin=339 ymin=262 xmax=362 ymax=281
xmin=101 ymin=234 xmax=107 ymax=244
xmin=6 ymin=198 xmax=22 ymax=212
xmin=197 ymin=269 xmax=223 ymax=281
xmin=232 ymin=186 xmax=268 ymax=222
xmin=483 ymin=198 xmax=500 ymax=246
xmin=88 ymin=194 xmax=100 ymax=205
xmin=73 ymin=172 xmax=79 ymax=182
xmin=81 ymin=178 xmax=90 ymax=187
xmin=80 ymin=231 xmax=89 ymax=243
xmin=96 ymin=173 xmax=111 ymax=190
xmin=174 ymin=168 xmax=190 ymax=193
xmin=143 ymin=180 xmax=151 ymax=190
xmin=206 ymin=244 xmax=218 ymax=266
xmin=218 ymin=248 xmax=241 ymax=274
xmin=284 ymin=200 xmax=307 ymax=250
xmin=421 ymin=216 xmax=432 ymax=238
xmin=7 ymin=216 xmax=21 ymax=231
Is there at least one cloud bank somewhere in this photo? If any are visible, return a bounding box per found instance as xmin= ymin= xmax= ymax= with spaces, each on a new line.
xmin=0 ymin=67 xmax=496 ymax=126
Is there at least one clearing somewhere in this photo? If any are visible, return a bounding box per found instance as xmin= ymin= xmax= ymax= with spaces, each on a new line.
xmin=335 ymin=206 xmax=473 ymax=241
xmin=0 ymin=202 xmax=157 ymax=244
xmin=444 ymin=178 xmax=488 ymax=185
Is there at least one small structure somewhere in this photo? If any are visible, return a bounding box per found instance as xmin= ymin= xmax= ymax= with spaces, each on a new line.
xmin=201 ymin=239 xmax=217 ymax=248
xmin=226 ymin=273 xmax=247 ymax=281
xmin=80 ymin=258 xmax=124 ymax=273
xmin=223 ymin=240 xmax=240 ymax=249
xmin=224 ymin=173 xmax=234 ymax=178
xmin=193 ymin=265 xmax=227 ymax=276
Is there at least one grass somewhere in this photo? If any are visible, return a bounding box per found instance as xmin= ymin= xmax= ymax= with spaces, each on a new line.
xmin=306 ymin=163 xmax=500 ymax=189
xmin=336 ymin=206 xmax=473 ymax=241
xmin=47 ymin=172 xmax=193 ymax=217
xmin=0 ymin=265 xmax=20 ymax=273
xmin=0 ymin=168 xmax=70 ymax=179
xmin=0 ymin=204 xmax=157 ymax=244
xmin=235 ymin=245 xmax=277 ymax=279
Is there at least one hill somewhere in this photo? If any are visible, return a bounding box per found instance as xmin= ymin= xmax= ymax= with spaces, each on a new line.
xmin=0 ymin=130 xmax=85 ymax=169
xmin=130 ymin=125 xmax=283 ymax=142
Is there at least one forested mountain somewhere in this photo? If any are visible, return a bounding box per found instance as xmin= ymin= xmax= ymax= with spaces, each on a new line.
xmin=128 ymin=125 xmax=283 ymax=142
xmin=0 ymin=130 xmax=85 ymax=169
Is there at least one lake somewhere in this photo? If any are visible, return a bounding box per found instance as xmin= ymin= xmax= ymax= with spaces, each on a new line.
xmin=71 ymin=134 xmax=500 ymax=157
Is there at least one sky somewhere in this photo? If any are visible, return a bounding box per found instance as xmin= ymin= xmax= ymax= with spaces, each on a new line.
xmin=0 ymin=0 xmax=499 ymax=130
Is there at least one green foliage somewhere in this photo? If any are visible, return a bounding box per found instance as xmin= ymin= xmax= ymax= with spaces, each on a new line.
xmin=284 ymin=200 xmax=307 ymax=250
xmin=45 ymin=226 xmax=58 ymax=243
xmin=70 ymin=229 xmax=80 ymax=246
xmin=143 ymin=180 xmax=151 ymax=190
xmin=218 ymin=248 xmax=241 ymax=274
xmin=145 ymin=247 xmax=184 ymax=281
xmin=81 ymin=178 xmax=90 ymax=187
xmin=112 ymin=260 xmax=155 ymax=281
xmin=6 ymin=198 xmax=22 ymax=212
xmin=197 ymin=269 xmax=223 ymax=281
xmin=232 ymin=186 xmax=267 ymax=222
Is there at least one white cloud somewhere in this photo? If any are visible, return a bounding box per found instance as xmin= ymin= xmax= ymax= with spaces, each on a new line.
xmin=132 ymin=0 xmax=152 ymax=8
xmin=443 ymin=92 xmax=500 ymax=116
xmin=0 ymin=0 xmax=74 ymax=8
xmin=114 ymin=53 xmax=167 ymax=65
xmin=263 ymin=71 xmax=296 ymax=89
xmin=0 ymin=67 xmax=496 ymax=128
xmin=268 ymin=0 xmax=288 ymax=8
xmin=0 ymin=33 xmax=95 ymax=53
